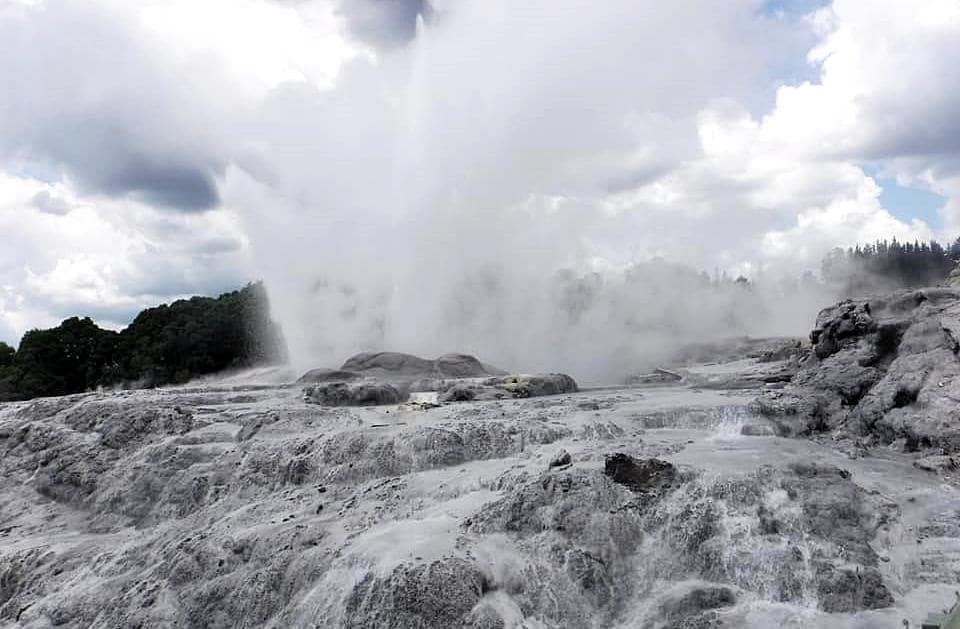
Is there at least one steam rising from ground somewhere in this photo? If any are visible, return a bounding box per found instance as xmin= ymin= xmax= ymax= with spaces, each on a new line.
xmin=265 ymin=258 xmax=832 ymax=383
xmin=225 ymin=1 xmax=836 ymax=381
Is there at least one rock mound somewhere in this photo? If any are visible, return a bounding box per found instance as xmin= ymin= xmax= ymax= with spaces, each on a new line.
xmin=465 ymin=457 xmax=895 ymax=620
xmin=657 ymin=584 xmax=736 ymax=628
xmin=303 ymin=381 xmax=404 ymax=406
xmin=297 ymin=353 xmax=577 ymax=406
xmin=343 ymin=558 xmax=488 ymax=629
xmin=756 ymin=287 xmax=960 ymax=452
xmin=296 ymin=368 xmax=362 ymax=384
xmin=604 ymin=453 xmax=679 ymax=499
xmin=435 ymin=373 xmax=578 ymax=402
xmin=339 ymin=352 xmax=504 ymax=379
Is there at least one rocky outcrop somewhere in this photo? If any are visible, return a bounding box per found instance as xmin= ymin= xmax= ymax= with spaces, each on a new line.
xmin=463 ymin=456 xmax=896 ymax=622
xmin=646 ymin=462 xmax=895 ymax=614
xmin=296 ymin=368 xmax=362 ymax=384
xmin=302 ymin=381 xmax=405 ymax=406
xmin=604 ymin=453 xmax=680 ymax=500
xmin=657 ymin=584 xmax=736 ymax=629
xmin=756 ymin=287 xmax=960 ymax=452
xmin=437 ymin=374 xmax=579 ymax=401
xmin=2 ymin=345 xmax=949 ymax=627
xmin=338 ymin=352 xmax=505 ymax=379
xmin=343 ymin=558 xmax=488 ymax=628
xmin=297 ymin=353 xmax=575 ymax=406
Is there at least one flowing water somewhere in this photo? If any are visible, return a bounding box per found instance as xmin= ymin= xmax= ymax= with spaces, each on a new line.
xmin=1 ymin=368 xmax=959 ymax=627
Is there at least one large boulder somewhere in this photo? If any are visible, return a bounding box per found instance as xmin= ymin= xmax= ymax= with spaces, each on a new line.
xmin=604 ymin=453 xmax=679 ymax=500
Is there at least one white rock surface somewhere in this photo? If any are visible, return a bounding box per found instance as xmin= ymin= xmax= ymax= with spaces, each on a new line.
xmin=1 ymin=357 xmax=959 ymax=628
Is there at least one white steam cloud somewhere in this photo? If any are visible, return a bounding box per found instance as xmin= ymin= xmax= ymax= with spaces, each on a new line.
xmin=224 ymin=0 xmax=833 ymax=380
xmin=3 ymin=0 xmax=958 ymax=382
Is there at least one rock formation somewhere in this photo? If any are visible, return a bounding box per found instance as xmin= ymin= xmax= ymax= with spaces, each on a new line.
xmin=298 ymin=352 xmax=577 ymax=407
xmin=1 ymin=337 xmax=958 ymax=626
xmin=756 ymin=286 xmax=960 ymax=453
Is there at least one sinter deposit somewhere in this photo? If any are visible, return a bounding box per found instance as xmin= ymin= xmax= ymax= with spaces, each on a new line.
xmin=2 ymin=307 xmax=960 ymax=627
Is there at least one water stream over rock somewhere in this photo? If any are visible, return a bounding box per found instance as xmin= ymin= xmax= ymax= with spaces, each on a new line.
xmin=1 ymin=355 xmax=959 ymax=627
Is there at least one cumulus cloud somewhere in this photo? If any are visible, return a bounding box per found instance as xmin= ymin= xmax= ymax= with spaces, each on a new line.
xmin=754 ymin=0 xmax=960 ymax=228
xmin=0 ymin=172 xmax=253 ymax=343
xmin=2 ymin=0 xmax=960 ymax=379
xmin=0 ymin=0 xmax=355 ymax=212
xmin=0 ymin=1 xmax=226 ymax=210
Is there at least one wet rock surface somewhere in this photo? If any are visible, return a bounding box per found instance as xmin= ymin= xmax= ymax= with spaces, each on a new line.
xmin=343 ymin=558 xmax=488 ymax=628
xmin=1 ymin=350 xmax=959 ymax=627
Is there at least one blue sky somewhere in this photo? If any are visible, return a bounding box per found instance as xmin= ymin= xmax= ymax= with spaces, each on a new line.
xmin=758 ymin=0 xmax=951 ymax=234
xmin=760 ymin=0 xmax=830 ymax=17
xmin=863 ymin=166 xmax=948 ymax=230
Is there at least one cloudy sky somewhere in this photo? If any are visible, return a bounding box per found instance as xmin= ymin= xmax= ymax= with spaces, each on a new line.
xmin=1 ymin=0 xmax=959 ymax=352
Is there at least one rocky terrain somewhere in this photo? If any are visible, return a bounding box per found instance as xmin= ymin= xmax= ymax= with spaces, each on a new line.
xmin=1 ymin=335 xmax=960 ymax=627
xmin=757 ymin=286 xmax=960 ymax=461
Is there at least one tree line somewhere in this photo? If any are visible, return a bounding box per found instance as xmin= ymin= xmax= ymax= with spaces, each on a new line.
xmin=0 ymin=282 xmax=287 ymax=401
xmin=2 ymin=237 xmax=959 ymax=403
xmin=821 ymin=237 xmax=960 ymax=295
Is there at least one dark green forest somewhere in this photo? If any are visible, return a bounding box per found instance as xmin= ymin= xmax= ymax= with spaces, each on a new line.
xmin=0 ymin=282 xmax=286 ymax=402
xmin=821 ymin=237 xmax=960 ymax=295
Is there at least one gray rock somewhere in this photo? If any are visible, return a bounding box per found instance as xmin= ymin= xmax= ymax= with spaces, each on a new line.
xmin=341 ymin=351 xmax=435 ymax=376
xmin=603 ymin=453 xmax=678 ymax=498
xmin=479 ymin=373 xmax=579 ymax=398
xmin=343 ymin=558 xmax=487 ymax=629
xmin=0 ymin=345 xmax=925 ymax=628
xmin=816 ymin=566 xmax=893 ymax=612
xmin=626 ymin=368 xmax=684 ymax=386
xmin=435 ymin=373 xmax=578 ymax=402
xmin=438 ymin=383 xmax=477 ymax=402
xmin=464 ymin=602 xmax=506 ymax=629
xmin=303 ymin=381 xmax=405 ymax=406
xmin=295 ymin=368 xmax=362 ymax=384
xmin=435 ymin=353 xmax=500 ymax=378
xmin=339 ymin=351 xmax=504 ymax=379
xmin=740 ymin=423 xmax=776 ymax=436
xmin=914 ymin=454 xmax=959 ymax=472
xmin=549 ymin=448 xmax=572 ymax=468
xmin=658 ymin=585 xmax=736 ymax=621
xmin=758 ymin=286 xmax=960 ymax=451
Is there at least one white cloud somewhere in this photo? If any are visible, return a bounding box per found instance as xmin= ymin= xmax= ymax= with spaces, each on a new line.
xmin=138 ymin=0 xmax=358 ymax=95
xmin=2 ymin=0 xmax=960 ymax=373
xmin=0 ymin=172 xmax=253 ymax=343
xmin=756 ymin=0 xmax=960 ymax=224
